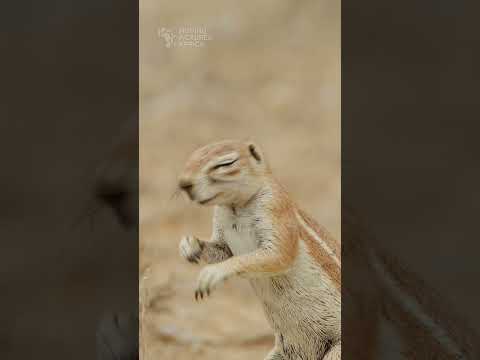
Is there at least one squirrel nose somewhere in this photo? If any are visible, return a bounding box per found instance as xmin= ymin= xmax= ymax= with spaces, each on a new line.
xmin=178 ymin=179 xmax=194 ymax=198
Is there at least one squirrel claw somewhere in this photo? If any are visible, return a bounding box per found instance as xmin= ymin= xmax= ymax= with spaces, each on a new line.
xmin=195 ymin=264 xmax=228 ymax=302
xmin=195 ymin=290 xmax=205 ymax=301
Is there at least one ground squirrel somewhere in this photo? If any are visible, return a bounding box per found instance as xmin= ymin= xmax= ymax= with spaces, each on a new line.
xmin=178 ymin=139 xmax=341 ymax=360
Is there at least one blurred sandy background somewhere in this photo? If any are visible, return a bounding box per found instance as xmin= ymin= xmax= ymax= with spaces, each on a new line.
xmin=139 ymin=0 xmax=340 ymax=359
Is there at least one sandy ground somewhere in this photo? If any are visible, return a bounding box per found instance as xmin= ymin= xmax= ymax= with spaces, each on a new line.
xmin=139 ymin=0 xmax=340 ymax=358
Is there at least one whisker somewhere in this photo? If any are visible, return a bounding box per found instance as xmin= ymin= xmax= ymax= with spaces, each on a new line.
xmin=170 ymin=187 xmax=181 ymax=201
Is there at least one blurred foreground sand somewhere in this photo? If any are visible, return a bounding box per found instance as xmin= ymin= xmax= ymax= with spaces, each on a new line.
xmin=139 ymin=1 xmax=340 ymax=358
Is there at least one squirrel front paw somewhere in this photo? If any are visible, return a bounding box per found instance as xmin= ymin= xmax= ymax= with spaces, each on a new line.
xmin=195 ymin=264 xmax=230 ymax=300
xmin=179 ymin=235 xmax=203 ymax=264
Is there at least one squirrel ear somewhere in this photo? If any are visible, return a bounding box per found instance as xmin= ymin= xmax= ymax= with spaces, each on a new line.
xmin=248 ymin=142 xmax=262 ymax=162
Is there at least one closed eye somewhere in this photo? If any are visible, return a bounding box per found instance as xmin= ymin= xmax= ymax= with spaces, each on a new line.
xmin=212 ymin=159 xmax=238 ymax=170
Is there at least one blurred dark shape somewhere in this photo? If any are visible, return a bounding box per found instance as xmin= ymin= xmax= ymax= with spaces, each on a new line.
xmin=343 ymin=0 xmax=480 ymax=358
xmin=343 ymin=211 xmax=480 ymax=359
xmin=94 ymin=119 xmax=139 ymax=230
xmin=96 ymin=312 xmax=139 ymax=360
xmin=0 ymin=0 xmax=138 ymax=358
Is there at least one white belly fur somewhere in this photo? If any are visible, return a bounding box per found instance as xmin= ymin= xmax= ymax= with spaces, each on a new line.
xmin=223 ymin=221 xmax=258 ymax=256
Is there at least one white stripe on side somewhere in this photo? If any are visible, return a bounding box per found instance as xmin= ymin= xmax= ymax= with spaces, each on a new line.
xmin=295 ymin=211 xmax=341 ymax=267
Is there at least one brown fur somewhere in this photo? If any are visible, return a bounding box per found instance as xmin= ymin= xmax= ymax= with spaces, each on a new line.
xmin=297 ymin=209 xmax=340 ymax=262
xmin=298 ymin=225 xmax=340 ymax=291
